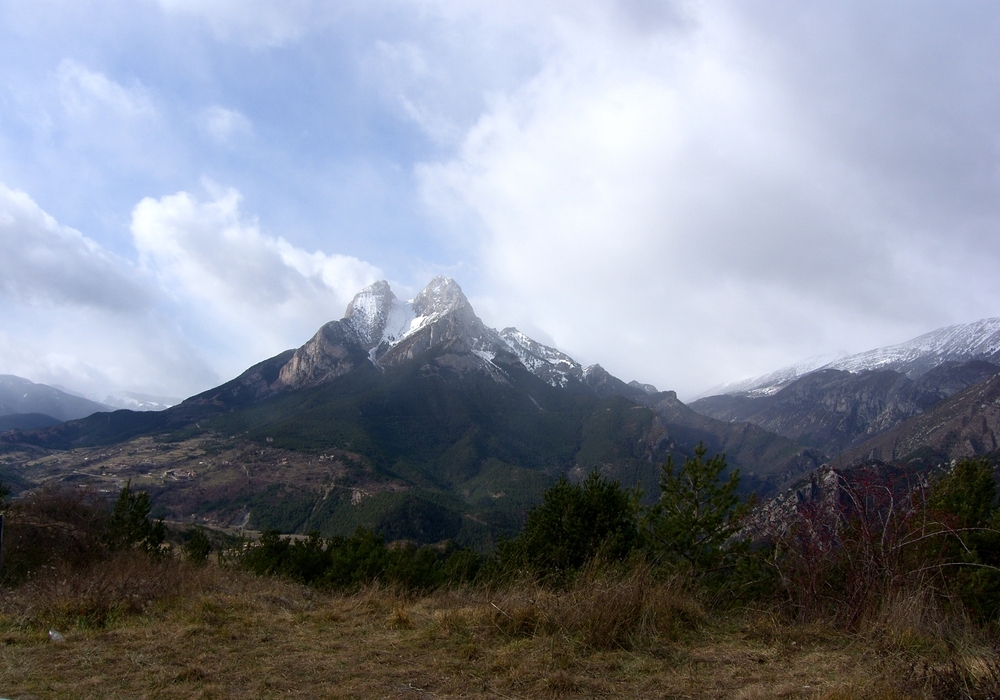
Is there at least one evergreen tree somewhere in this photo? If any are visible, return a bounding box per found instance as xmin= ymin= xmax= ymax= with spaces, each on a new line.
xmin=925 ymin=458 xmax=1000 ymax=621
xmin=184 ymin=527 xmax=212 ymax=565
xmin=498 ymin=471 xmax=641 ymax=583
xmin=103 ymin=481 xmax=166 ymax=555
xmin=645 ymin=443 xmax=746 ymax=572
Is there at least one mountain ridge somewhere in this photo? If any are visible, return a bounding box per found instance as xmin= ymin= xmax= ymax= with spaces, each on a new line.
xmin=709 ymin=318 xmax=1000 ymax=399
xmin=2 ymin=277 xmax=822 ymax=545
xmin=0 ymin=374 xmax=111 ymax=422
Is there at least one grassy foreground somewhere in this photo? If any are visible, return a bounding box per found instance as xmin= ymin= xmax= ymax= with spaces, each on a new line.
xmin=1 ymin=555 xmax=997 ymax=699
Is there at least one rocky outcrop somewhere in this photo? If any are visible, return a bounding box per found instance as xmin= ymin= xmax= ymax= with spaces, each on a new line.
xmin=276 ymin=321 xmax=365 ymax=390
xmin=839 ymin=373 xmax=1000 ymax=467
xmin=692 ymin=361 xmax=1000 ymax=457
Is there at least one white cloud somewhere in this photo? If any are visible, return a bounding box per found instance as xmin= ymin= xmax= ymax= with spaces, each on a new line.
xmin=198 ymin=105 xmax=252 ymax=145
xmin=131 ymin=185 xmax=384 ymax=373
xmin=0 ymin=183 xmax=149 ymax=311
xmin=0 ymin=182 xmax=216 ymax=397
xmin=419 ymin=2 xmax=1000 ymax=398
xmin=0 ymin=304 xmax=218 ymax=400
xmin=0 ymin=179 xmax=386 ymax=398
xmin=56 ymin=59 xmax=155 ymax=119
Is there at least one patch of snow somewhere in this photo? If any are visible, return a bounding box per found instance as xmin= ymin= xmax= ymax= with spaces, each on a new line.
xmin=825 ymin=318 xmax=1000 ymax=375
xmin=703 ymin=317 xmax=1000 ymax=399
xmin=381 ymin=298 xmax=417 ymax=345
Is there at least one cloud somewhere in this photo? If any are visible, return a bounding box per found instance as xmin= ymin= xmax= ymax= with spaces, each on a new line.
xmin=56 ymin=59 xmax=155 ymax=119
xmin=131 ymin=185 xmax=384 ymax=369
xmin=0 ymin=183 xmax=149 ymax=311
xmin=0 ymin=182 xmax=216 ymax=397
xmin=155 ymin=0 xmax=326 ymax=47
xmin=0 ymin=304 xmax=218 ymax=400
xmin=0 ymin=179 xmax=386 ymax=398
xmin=419 ymin=2 xmax=1000 ymax=398
xmin=198 ymin=105 xmax=252 ymax=145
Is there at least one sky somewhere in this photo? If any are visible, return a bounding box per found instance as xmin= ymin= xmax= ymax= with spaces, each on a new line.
xmin=1 ymin=0 xmax=1000 ymax=402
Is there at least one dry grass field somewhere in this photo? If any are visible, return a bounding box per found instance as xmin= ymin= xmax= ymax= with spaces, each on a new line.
xmin=2 ymin=556 xmax=994 ymax=699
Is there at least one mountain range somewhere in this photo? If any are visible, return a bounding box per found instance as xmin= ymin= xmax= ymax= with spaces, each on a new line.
xmin=0 ymin=277 xmax=820 ymax=546
xmin=3 ymin=278 xmax=1000 ymax=547
xmin=0 ymin=375 xmax=111 ymax=427
xmin=691 ymin=318 xmax=1000 ymax=466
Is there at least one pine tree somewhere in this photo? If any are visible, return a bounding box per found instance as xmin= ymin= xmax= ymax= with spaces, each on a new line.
xmin=645 ymin=443 xmax=746 ymax=572
xmin=103 ymin=481 xmax=166 ymax=555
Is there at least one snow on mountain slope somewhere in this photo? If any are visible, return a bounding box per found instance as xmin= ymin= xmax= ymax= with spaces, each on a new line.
xmin=701 ymin=353 xmax=846 ymax=399
xmin=281 ymin=277 xmax=607 ymax=390
xmin=497 ymin=327 xmax=582 ymax=387
xmin=826 ymin=318 xmax=1000 ymax=376
xmin=339 ymin=278 xmax=590 ymax=387
xmin=708 ymin=318 xmax=1000 ymax=398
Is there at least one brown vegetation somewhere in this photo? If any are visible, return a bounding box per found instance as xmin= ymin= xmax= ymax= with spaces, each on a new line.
xmin=1 ymin=552 xmax=1000 ymax=698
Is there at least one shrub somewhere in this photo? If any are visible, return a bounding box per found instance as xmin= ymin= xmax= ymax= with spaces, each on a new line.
xmin=0 ymin=484 xmax=109 ymax=586
xmin=234 ymin=527 xmax=483 ymax=592
xmin=1 ymin=551 xmax=213 ymax=628
xmin=923 ymin=458 xmax=1000 ymax=622
xmin=485 ymin=562 xmax=703 ymax=650
xmin=491 ymin=472 xmax=641 ymax=584
xmin=103 ymin=481 xmax=167 ymax=556
xmin=183 ymin=527 xmax=213 ymax=565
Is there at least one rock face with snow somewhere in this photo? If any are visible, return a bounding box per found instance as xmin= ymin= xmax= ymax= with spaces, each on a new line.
xmin=692 ymin=318 xmax=1000 ymax=460
xmin=827 ymin=318 xmax=1000 ymax=377
xmin=712 ymin=318 xmax=1000 ymax=399
xmin=273 ymin=276 xmax=598 ymax=392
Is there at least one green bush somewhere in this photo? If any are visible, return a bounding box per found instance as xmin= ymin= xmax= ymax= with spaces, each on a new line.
xmin=183 ymin=527 xmax=213 ymax=565
xmin=235 ymin=527 xmax=482 ymax=591
xmin=924 ymin=458 xmax=1000 ymax=622
xmin=103 ymin=481 xmax=166 ymax=556
xmin=490 ymin=471 xmax=641 ymax=584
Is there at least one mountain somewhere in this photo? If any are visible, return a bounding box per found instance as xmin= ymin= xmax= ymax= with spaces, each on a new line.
xmin=838 ymin=373 xmax=1000 ymax=468
xmin=827 ymin=318 xmax=1000 ymax=377
xmin=0 ymin=375 xmax=111 ymax=423
xmin=2 ymin=277 xmax=820 ymax=546
xmin=691 ymin=361 xmax=1000 ymax=456
xmin=691 ymin=319 xmax=1000 ymax=459
xmin=0 ymin=413 xmax=62 ymax=432
xmin=712 ymin=318 xmax=1000 ymax=399
xmin=102 ymin=392 xmax=180 ymax=412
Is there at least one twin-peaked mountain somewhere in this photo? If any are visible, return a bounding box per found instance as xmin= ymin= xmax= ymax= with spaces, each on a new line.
xmin=3 ymin=277 xmax=819 ymax=545
xmin=204 ymin=277 xmax=600 ymax=403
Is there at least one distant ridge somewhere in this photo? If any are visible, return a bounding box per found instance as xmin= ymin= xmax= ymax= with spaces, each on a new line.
xmin=707 ymin=318 xmax=1000 ymax=399
xmin=692 ymin=318 xmax=1000 ymax=460
xmin=0 ymin=375 xmax=110 ymax=422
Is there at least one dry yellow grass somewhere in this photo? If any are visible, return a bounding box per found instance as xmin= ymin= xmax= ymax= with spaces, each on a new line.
xmin=1 ymin=559 xmax=982 ymax=699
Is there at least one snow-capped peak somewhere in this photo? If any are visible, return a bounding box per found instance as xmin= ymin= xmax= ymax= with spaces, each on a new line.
xmin=344 ymin=277 xmax=478 ymax=362
xmin=412 ymin=276 xmax=469 ymax=317
xmin=825 ymin=318 xmax=1000 ymax=376
xmin=498 ymin=327 xmax=583 ymax=387
xmin=704 ymin=317 xmax=1000 ymax=398
xmin=344 ymin=280 xmax=396 ymax=348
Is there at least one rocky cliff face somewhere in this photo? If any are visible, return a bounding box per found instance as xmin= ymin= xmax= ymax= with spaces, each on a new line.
xmin=839 ymin=373 xmax=1000 ymax=467
xmin=692 ymin=361 xmax=1000 ymax=457
xmin=268 ymin=276 xmax=608 ymax=393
